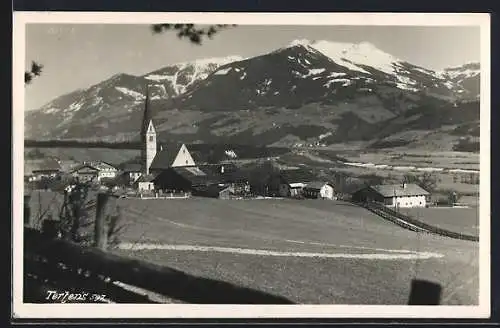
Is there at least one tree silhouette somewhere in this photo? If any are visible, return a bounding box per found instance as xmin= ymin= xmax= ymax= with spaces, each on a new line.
xmin=151 ymin=24 xmax=236 ymax=45
xmin=25 ymin=61 xmax=43 ymax=85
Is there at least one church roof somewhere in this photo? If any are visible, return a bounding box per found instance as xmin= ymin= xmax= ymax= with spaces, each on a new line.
xmin=140 ymin=85 xmax=155 ymax=137
xmin=149 ymin=149 xmax=178 ymax=171
xmin=149 ymin=142 xmax=187 ymax=171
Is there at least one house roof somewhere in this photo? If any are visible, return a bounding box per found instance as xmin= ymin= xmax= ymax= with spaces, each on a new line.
xmin=167 ymin=166 xmax=224 ymax=186
xmin=135 ymin=173 xmax=157 ymax=183
xmin=368 ymin=184 xmax=430 ymax=197
xmin=122 ymin=163 xmax=142 ymax=173
xmin=304 ymin=181 xmax=332 ymax=190
xmin=24 ymin=158 xmax=61 ymax=175
xmin=197 ymin=163 xmax=247 ymax=183
xmin=58 ymin=159 xmax=80 ymax=172
xmin=70 ymin=163 xmax=100 ymax=173
xmin=86 ymin=161 xmax=117 ymax=171
xmin=279 ymin=168 xmax=317 ymax=184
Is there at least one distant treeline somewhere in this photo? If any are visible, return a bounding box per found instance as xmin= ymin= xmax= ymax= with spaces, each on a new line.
xmin=25 ymin=139 xmax=291 ymax=163
xmin=25 ymin=140 xmax=142 ymax=150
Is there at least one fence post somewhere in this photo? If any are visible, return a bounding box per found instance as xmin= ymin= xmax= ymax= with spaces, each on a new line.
xmin=408 ymin=279 xmax=442 ymax=305
xmin=94 ymin=193 xmax=109 ymax=251
xmin=24 ymin=194 xmax=31 ymax=226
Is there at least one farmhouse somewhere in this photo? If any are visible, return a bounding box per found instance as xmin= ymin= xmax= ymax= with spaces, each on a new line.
xmin=87 ymin=161 xmax=118 ymax=180
xmin=352 ymin=183 xmax=430 ymax=208
xmin=70 ymin=161 xmax=118 ymax=183
xmin=303 ymin=182 xmax=336 ymax=200
xmin=276 ymin=168 xmax=318 ymax=198
xmin=24 ymin=158 xmax=61 ymax=182
xmin=70 ymin=164 xmax=99 ymax=182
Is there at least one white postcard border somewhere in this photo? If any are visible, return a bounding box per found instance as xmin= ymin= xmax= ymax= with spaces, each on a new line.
xmin=12 ymin=11 xmax=491 ymax=319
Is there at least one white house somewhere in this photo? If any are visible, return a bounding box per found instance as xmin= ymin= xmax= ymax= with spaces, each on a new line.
xmin=303 ymin=182 xmax=336 ymax=200
xmin=86 ymin=161 xmax=118 ymax=181
xmin=352 ymin=183 xmax=430 ymax=208
xmin=121 ymin=163 xmax=143 ymax=184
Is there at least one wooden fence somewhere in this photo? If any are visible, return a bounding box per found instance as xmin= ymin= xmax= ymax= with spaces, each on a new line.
xmin=356 ymin=201 xmax=479 ymax=242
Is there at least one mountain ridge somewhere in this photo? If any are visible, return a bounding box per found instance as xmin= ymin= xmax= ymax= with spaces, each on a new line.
xmin=25 ymin=40 xmax=481 ymax=152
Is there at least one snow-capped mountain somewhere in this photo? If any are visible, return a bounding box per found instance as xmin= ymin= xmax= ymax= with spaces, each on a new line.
xmin=438 ymin=62 xmax=480 ymax=99
xmin=143 ymin=55 xmax=244 ymax=97
xmin=175 ymin=41 xmax=464 ymax=112
xmin=25 ymin=41 xmax=480 ymax=152
xmin=25 ymin=56 xmax=242 ymax=140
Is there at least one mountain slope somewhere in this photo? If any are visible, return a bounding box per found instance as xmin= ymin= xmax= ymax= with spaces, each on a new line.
xmin=25 ymin=56 xmax=242 ymax=141
xmin=438 ymin=62 xmax=480 ymax=100
xmin=24 ymin=41 xmax=480 ymax=152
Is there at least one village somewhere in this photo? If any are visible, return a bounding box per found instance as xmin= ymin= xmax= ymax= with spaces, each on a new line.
xmin=23 ymin=88 xmax=439 ymax=209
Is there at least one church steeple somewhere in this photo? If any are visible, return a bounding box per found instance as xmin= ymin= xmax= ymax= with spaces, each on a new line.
xmin=140 ymin=85 xmax=152 ymax=139
xmin=141 ymin=85 xmax=157 ymax=175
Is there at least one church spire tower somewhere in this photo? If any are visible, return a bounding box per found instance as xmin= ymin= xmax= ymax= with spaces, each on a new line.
xmin=141 ymin=85 xmax=157 ymax=175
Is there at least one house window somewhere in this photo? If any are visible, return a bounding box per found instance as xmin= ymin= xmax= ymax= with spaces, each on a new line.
xmin=186 ymin=160 xmax=188 ymax=164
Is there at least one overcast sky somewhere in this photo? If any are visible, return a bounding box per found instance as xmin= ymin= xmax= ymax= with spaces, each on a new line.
xmin=25 ymin=24 xmax=480 ymax=111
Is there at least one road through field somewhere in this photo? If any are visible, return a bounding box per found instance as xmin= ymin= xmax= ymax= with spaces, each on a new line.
xmin=113 ymin=198 xmax=480 ymax=305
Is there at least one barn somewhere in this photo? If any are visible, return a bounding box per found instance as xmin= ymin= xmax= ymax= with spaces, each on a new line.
xmin=276 ymin=168 xmax=318 ymax=198
xmin=352 ymin=183 xmax=430 ymax=208
xmin=152 ymin=166 xmax=222 ymax=193
xmin=303 ymin=182 xmax=336 ymax=200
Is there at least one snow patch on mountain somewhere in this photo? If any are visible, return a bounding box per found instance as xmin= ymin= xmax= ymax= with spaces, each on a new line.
xmin=328 ymin=72 xmax=347 ymax=78
xmin=296 ymin=68 xmax=327 ymax=78
xmin=115 ymin=87 xmax=144 ymax=100
xmin=324 ymin=78 xmax=352 ymax=88
xmin=42 ymin=107 xmax=60 ymax=114
xmin=172 ymin=55 xmax=244 ymax=68
xmin=214 ymin=67 xmax=233 ymax=75
xmin=145 ymin=74 xmax=173 ymax=81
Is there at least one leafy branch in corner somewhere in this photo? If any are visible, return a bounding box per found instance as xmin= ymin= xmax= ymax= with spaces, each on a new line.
xmin=25 ymin=61 xmax=43 ymax=85
xmin=151 ymin=24 xmax=236 ymax=44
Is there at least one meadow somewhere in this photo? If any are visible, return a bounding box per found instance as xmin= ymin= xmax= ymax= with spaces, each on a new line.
xmin=111 ymin=198 xmax=478 ymax=305
xmin=23 ymin=192 xmax=480 ymax=304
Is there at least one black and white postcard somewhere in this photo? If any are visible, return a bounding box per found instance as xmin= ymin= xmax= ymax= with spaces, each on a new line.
xmin=12 ymin=12 xmax=491 ymax=319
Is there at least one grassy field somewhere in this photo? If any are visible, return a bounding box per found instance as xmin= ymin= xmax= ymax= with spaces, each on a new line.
xmin=400 ymin=207 xmax=479 ymax=237
xmin=279 ymin=150 xmax=479 ymax=206
xmin=336 ymin=150 xmax=479 ymax=171
xmin=109 ymin=198 xmax=479 ymax=305
xmin=23 ymin=190 xmax=481 ymax=305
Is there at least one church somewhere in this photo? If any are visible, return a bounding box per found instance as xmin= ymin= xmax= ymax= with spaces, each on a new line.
xmin=133 ymin=86 xmax=248 ymax=195
xmin=134 ymin=86 xmax=197 ymax=190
